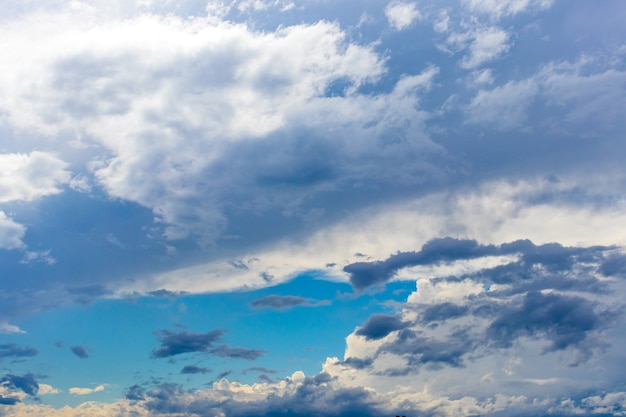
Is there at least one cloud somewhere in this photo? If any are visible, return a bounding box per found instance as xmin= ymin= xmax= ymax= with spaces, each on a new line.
xmin=385 ymin=1 xmax=421 ymax=31
xmin=70 ymin=345 xmax=89 ymax=359
xmin=465 ymin=79 xmax=538 ymax=129
xmin=0 ymin=152 xmax=70 ymax=204
xmin=0 ymin=374 xmax=38 ymax=396
xmin=0 ymin=344 xmax=38 ymax=359
xmin=355 ymin=314 xmax=409 ymax=340
xmin=0 ymin=212 xmax=26 ymax=251
xmin=152 ymin=329 xmax=225 ymax=358
xmin=250 ymin=294 xmax=316 ymax=309
xmin=0 ymin=323 xmax=25 ymax=334
xmin=210 ymin=345 xmax=266 ymax=361
xmin=69 ymin=385 xmax=105 ymax=395
xmin=463 ymin=0 xmax=554 ymax=19
xmin=181 ymin=365 xmax=210 ymax=374
xmin=37 ymin=384 xmax=60 ymax=395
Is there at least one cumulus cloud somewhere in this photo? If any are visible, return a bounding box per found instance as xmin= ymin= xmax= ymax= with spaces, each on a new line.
xmin=0 ymin=212 xmax=26 ymax=251
xmin=385 ymin=1 xmax=421 ymax=30
xmin=0 ymin=152 xmax=70 ymax=204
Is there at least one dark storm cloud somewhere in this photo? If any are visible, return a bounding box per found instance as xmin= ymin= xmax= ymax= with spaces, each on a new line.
xmin=0 ymin=344 xmax=38 ymax=358
xmin=152 ymin=329 xmax=225 ymax=358
xmin=250 ymin=294 xmax=311 ymax=309
xmin=181 ymin=365 xmax=210 ymax=374
xmin=211 ymin=345 xmax=265 ymax=361
xmin=70 ymin=345 xmax=89 ymax=359
xmin=355 ymin=314 xmax=409 ymax=340
xmin=0 ymin=373 xmax=39 ymax=396
xmin=345 ymin=238 xmax=609 ymax=291
xmin=486 ymin=291 xmax=612 ymax=352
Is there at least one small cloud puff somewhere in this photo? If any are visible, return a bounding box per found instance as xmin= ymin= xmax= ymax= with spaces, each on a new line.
xmin=385 ymin=1 xmax=421 ymax=31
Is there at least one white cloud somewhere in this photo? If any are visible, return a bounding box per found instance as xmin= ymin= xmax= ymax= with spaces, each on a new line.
xmin=0 ymin=10 xmax=391 ymax=243
xmin=463 ymin=0 xmax=554 ymax=19
xmin=0 ymin=211 xmax=26 ymax=250
xmin=38 ymin=384 xmax=61 ymax=395
xmin=465 ymin=78 xmax=537 ymax=129
xmin=0 ymin=152 xmax=70 ymax=203
xmin=69 ymin=385 xmax=105 ymax=395
xmin=0 ymin=321 xmax=25 ymax=333
xmin=385 ymin=1 xmax=421 ymax=31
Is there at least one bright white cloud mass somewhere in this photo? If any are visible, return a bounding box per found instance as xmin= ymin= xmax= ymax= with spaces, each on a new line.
xmin=1 ymin=0 xmax=625 ymax=416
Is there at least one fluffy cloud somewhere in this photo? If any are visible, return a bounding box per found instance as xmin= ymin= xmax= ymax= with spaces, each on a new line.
xmin=0 ymin=212 xmax=26 ymax=251
xmin=0 ymin=152 xmax=70 ymax=204
xmin=463 ymin=0 xmax=554 ymax=18
xmin=385 ymin=1 xmax=421 ymax=31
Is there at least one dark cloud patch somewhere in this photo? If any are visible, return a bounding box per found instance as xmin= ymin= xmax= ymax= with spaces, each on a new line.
xmin=181 ymin=365 xmax=210 ymax=374
xmin=380 ymin=329 xmax=473 ymax=368
xmin=0 ymin=344 xmax=38 ymax=359
xmin=345 ymin=238 xmax=609 ymax=291
xmin=0 ymin=395 xmax=20 ymax=405
xmin=250 ymin=294 xmax=311 ymax=309
xmin=487 ymin=291 xmax=612 ymax=353
xmin=599 ymin=254 xmax=626 ymax=277
xmin=244 ymin=367 xmax=278 ymax=374
xmin=70 ymin=345 xmax=89 ymax=359
xmin=152 ymin=329 xmax=225 ymax=358
xmin=356 ymin=314 xmax=408 ymax=340
xmin=148 ymin=289 xmax=185 ymax=298
xmin=125 ymin=384 xmax=146 ymax=401
xmin=0 ymin=373 xmax=39 ymax=396
xmin=211 ymin=345 xmax=265 ymax=361
xmin=334 ymin=357 xmax=373 ymax=369
xmin=420 ymin=302 xmax=469 ymax=323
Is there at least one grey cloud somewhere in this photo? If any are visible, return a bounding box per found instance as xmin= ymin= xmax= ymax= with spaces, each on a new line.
xmin=380 ymin=328 xmax=473 ymax=368
xmin=181 ymin=365 xmax=210 ymax=374
xmin=420 ymin=302 xmax=468 ymax=323
xmin=70 ymin=345 xmax=89 ymax=359
xmin=0 ymin=395 xmax=20 ymax=405
xmin=355 ymin=314 xmax=409 ymax=340
xmin=124 ymin=384 xmax=146 ymax=401
xmin=140 ymin=373 xmax=385 ymax=417
xmin=211 ymin=345 xmax=265 ymax=361
xmin=250 ymin=294 xmax=313 ymax=309
xmin=345 ymin=238 xmax=609 ymax=291
xmin=0 ymin=373 xmax=39 ymax=396
xmin=152 ymin=329 xmax=225 ymax=358
xmin=0 ymin=344 xmax=38 ymax=359
xmin=486 ymin=291 xmax=612 ymax=353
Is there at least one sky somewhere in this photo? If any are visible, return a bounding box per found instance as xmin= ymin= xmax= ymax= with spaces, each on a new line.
xmin=0 ymin=0 xmax=626 ymax=416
